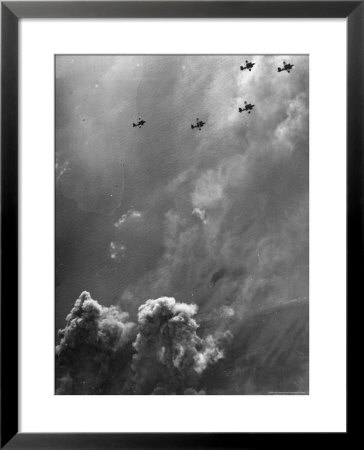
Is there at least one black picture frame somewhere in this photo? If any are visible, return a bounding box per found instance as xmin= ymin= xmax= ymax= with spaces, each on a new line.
xmin=1 ymin=1 xmax=358 ymax=448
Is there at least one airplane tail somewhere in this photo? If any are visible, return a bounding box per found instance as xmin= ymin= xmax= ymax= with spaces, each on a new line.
xmin=133 ymin=123 xmax=137 ymax=127
xmin=278 ymin=68 xmax=282 ymax=72
xmin=191 ymin=124 xmax=194 ymax=129
xmin=239 ymin=108 xmax=243 ymax=113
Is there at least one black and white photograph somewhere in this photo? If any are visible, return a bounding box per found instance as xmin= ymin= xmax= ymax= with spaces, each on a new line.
xmin=55 ymin=55 xmax=309 ymax=395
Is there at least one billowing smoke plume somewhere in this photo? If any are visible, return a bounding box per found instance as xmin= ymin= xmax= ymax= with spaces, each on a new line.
xmin=56 ymin=293 xmax=225 ymax=394
xmin=56 ymin=291 xmax=136 ymax=394
xmin=130 ymin=297 xmax=224 ymax=394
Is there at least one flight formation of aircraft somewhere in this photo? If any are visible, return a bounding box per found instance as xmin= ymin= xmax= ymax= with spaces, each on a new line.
xmin=132 ymin=60 xmax=294 ymax=129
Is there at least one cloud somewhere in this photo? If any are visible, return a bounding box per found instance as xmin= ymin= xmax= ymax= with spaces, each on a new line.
xmin=191 ymin=155 xmax=247 ymax=211
xmin=193 ymin=334 xmax=224 ymax=374
xmin=114 ymin=210 xmax=143 ymax=229
xmin=110 ymin=241 xmax=126 ymax=259
xmin=130 ymin=297 xmax=225 ymax=394
xmin=55 ymin=153 xmax=69 ymax=182
xmin=56 ymin=291 xmax=136 ymax=394
xmin=56 ymin=293 xmax=225 ymax=394
xmin=192 ymin=207 xmax=207 ymax=224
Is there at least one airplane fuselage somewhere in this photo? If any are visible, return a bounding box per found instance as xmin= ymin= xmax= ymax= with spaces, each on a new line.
xmin=278 ymin=64 xmax=294 ymax=73
xmin=240 ymin=62 xmax=255 ymax=71
xmin=133 ymin=120 xmax=145 ymax=128
xmin=191 ymin=121 xmax=205 ymax=130
xmin=239 ymin=104 xmax=255 ymax=113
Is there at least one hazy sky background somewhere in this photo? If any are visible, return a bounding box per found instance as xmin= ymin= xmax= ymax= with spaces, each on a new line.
xmin=56 ymin=56 xmax=309 ymax=394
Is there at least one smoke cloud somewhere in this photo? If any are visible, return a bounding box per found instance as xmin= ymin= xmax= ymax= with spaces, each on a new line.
xmin=130 ymin=297 xmax=224 ymax=394
xmin=56 ymin=293 xmax=225 ymax=394
xmin=56 ymin=291 xmax=136 ymax=394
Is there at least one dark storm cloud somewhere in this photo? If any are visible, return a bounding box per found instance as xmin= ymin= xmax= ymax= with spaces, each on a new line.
xmin=56 ymin=55 xmax=309 ymax=394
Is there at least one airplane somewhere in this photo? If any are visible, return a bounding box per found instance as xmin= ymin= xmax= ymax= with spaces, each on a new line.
xmin=133 ymin=117 xmax=146 ymax=128
xmin=191 ymin=118 xmax=206 ymax=131
xmin=239 ymin=101 xmax=255 ymax=114
xmin=278 ymin=61 xmax=294 ymax=73
xmin=240 ymin=60 xmax=255 ymax=71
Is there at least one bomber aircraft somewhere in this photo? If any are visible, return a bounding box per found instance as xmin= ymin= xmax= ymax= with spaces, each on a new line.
xmin=240 ymin=60 xmax=255 ymax=71
xmin=239 ymin=101 xmax=255 ymax=114
xmin=278 ymin=61 xmax=294 ymax=73
xmin=133 ymin=118 xmax=146 ymax=128
xmin=191 ymin=118 xmax=206 ymax=131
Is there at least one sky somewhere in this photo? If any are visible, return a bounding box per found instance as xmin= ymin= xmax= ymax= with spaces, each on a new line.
xmin=55 ymin=55 xmax=309 ymax=394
